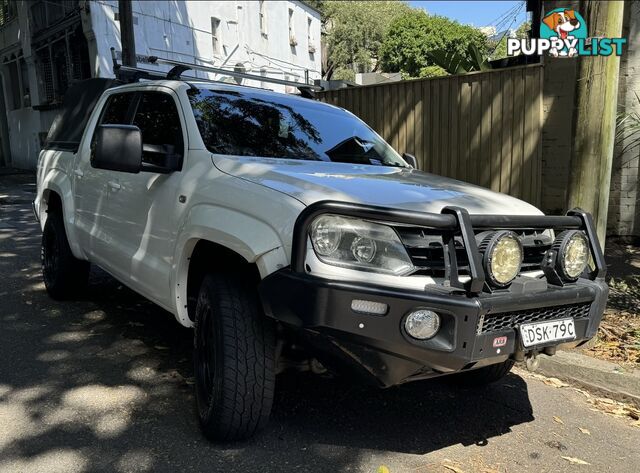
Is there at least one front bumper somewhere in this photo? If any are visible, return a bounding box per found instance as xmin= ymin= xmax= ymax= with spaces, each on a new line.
xmin=260 ymin=271 xmax=608 ymax=387
xmin=260 ymin=201 xmax=609 ymax=387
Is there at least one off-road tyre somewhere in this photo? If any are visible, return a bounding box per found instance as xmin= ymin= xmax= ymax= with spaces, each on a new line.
xmin=194 ymin=273 xmax=276 ymax=441
xmin=453 ymin=359 xmax=515 ymax=386
xmin=41 ymin=211 xmax=90 ymax=300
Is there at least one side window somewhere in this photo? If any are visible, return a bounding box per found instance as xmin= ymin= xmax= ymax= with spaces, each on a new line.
xmin=132 ymin=92 xmax=184 ymax=162
xmin=91 ymin=92 xmax=136 ymax=156
xmin=100 ymin=93 xmax=136 ymax=125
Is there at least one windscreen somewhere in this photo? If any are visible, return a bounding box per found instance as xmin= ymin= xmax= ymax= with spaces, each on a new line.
xmin=188 ymin=88 xmax=407 ymax=167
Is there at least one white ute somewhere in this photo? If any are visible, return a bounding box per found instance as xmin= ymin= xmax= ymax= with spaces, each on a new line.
xmin=35 ymin=60 xmax=608 ymax=441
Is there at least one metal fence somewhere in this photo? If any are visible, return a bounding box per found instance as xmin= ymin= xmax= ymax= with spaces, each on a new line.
xmin=318 ymin=64 xmax=543 ymax=206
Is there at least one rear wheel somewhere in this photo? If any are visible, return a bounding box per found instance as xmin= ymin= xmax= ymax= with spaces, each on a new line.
xmin=453 ymin=359 xmax=515 ymax=386
xmin=41 ymin=212 xmax=89 ymax=300
xmin=194 ymin=273 xmax=276 ymax=441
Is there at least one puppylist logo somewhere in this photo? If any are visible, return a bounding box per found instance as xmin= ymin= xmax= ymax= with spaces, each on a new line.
xmin=508 ymin=8 xmax=626 ymax=58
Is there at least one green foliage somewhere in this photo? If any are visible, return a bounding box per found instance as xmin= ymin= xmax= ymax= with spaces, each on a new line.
xmin=616 ymin=91 xmax=640 ymax=154
xmin=426 ymin=43 xmax=490 ymax=75
xmin=490 ymin=21 xmax=532 ymax=60
xmin=332 ymin=67 xmax=356 ymax=82
xmin=380 ymin=10 xmax=489 ymax=78
xmin=322 ymin=1 xmax=411 ymax=79
xmin=418 ymin=65 xmax=448 ymax=78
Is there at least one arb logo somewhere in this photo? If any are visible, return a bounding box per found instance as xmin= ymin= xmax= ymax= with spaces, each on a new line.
xmin=493 ymin=336 xmax=508 ymax=348
xmin=508 ymin=7 xmax=626 ymax=58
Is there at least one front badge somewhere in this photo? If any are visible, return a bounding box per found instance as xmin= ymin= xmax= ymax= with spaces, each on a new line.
xmin=493 ymin=336 xmax=508 ymax=348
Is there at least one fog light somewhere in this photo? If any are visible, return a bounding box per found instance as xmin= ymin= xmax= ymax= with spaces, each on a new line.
xmin=351 ymin=299 xmax=388 ymax=315
xmin=404 ymin=309 xmax=440 ymax=340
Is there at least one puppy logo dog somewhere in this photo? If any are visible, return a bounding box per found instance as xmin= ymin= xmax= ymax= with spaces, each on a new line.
xmin=542 ymin=9 xmax=581 ymax=57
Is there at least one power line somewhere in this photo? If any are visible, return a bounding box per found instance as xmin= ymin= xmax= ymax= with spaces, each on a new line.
xmin=489 ymin=2 xmax=526 ymax=57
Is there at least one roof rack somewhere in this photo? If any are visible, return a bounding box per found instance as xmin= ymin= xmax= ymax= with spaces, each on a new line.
xmin=110 ymin=47 xmax=322 ymax=97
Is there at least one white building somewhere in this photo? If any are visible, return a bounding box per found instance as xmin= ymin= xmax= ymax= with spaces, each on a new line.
xmin=0 ymin=0 xmax=322 ymax=169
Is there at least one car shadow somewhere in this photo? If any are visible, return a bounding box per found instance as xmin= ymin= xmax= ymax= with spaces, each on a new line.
xmin=82 ymin=268 xmax=535 ymax=456
xmin=269 ymin=371 xmax=533 ymax=455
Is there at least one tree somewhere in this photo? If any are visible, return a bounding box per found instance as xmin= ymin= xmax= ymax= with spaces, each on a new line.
xmin=379 ymin=9 xmax=489 ymax=78
xmin=490 ymin=21 xmax=531 ymax=60
xmin=320 ymin=1 xmax=411 ymax=81
xmin=567 ymin=0 xmax=625 ymax=248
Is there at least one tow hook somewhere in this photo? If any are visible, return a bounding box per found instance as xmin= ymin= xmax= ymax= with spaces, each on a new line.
xmin=525 ymin=351 xmax=540 ymax=371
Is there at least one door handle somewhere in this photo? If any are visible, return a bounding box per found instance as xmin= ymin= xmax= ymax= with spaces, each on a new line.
xmin=73 ymin=169 xmax=84 ymax=178
xmin=107 ymin=180 xmax=121 ymax=191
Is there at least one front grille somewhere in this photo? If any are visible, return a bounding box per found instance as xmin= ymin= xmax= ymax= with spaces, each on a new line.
xmin=477 ymin=302 xmax=592 ymax=334
xmin=396 ymin=227 xmax=551 ymax=278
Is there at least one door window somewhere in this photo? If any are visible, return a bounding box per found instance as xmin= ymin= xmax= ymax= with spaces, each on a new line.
xmin=132 ymin=92 xmax=184 ymax=165
xmin=99 ymin=92 xmax=136 ymax=125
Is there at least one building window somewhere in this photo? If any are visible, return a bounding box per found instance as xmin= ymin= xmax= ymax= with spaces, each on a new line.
xmin=29 ymin=0 xmax=78 ymax=34
xmin=307 ymin=17 xmax=315 ymax=54
xmin=19 ymin=58 xmax=30 ymax=108
xmin=0 ymin=0 xmax=16 ymax=28
xmin=5 ymin=60 xmax=21 ymax=110
xmin=211 ymin=17 xmax=221 ymax=55
xmin=259 ymin=1 xmax=267 ymax=36
xmin=33 ymin=25 xmax=91 ymax=105
xmin=2 ymin=54 xmax=31 ymax=110
xmin=288 ymin=8 xmax=297 ymax=47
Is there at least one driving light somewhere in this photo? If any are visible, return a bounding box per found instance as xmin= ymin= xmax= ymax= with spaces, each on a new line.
xmin=480 ymin=231 xmax=523 ymax=288
xmin=404 ymin=309 xmax=440 ymax=340
xmin=309 ymin=215 xmax=414 ymax=275
xmin=554 ymin=230 xmax=590 ymax=281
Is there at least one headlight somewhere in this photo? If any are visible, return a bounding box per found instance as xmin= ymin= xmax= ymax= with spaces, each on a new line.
xmin=554 ymin=230 xmax=590 ymax=281
xmin=309 ymin=215 xmax=414 ymax=275
xmin=480 ymin=231 xmax=523 ymax=288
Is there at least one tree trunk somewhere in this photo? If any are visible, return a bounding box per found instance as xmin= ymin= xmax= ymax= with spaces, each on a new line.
xmin=567 ymin=0 xmax=625 ymax=249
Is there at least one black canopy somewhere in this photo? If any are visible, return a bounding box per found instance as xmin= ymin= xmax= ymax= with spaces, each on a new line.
xmin=44 ymin=78 xmax=116 ymax=152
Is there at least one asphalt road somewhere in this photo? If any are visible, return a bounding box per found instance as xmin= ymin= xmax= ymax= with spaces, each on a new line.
xmin=1 ymin=174 xmax=639 ymax=473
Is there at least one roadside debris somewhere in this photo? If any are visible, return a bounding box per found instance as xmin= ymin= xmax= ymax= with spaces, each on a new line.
xmin=518 ymin=368 xmax=640 ymax=427
xmin=561 ymin=456 xmax=591 ymax=465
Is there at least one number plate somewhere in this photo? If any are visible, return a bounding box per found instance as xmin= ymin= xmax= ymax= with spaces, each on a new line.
xmin=519 ymin=318 xmax=576 ymax=348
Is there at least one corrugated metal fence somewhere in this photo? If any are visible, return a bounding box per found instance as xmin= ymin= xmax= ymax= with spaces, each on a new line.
xmin=318 ymin=64 xmax=543 ymax=206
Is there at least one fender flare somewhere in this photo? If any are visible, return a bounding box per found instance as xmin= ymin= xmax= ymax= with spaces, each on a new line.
xmin=39 ymin=169 xmax=84 ymax=259
xmin=171 ymin=204 xmax=289 ymax=327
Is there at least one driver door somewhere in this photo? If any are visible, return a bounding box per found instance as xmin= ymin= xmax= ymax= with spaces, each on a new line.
xmin=96 ymin=90 xmax=186 ymax=308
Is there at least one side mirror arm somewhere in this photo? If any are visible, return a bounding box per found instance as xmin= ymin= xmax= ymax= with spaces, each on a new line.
xmin=402 ymin=153 xmax=418 ymax=169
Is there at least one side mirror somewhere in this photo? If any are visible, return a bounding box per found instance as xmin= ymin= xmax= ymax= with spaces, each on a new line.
xmin=92 ymin=125 xmax=142 ymax=173
xmin=141 ymin=143 xmax=182 ymax=173
xmin=402 ymin=153 xmax=418 ymax=169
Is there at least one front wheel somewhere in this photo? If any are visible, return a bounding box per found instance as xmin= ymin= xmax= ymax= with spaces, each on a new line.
xmin=41 ymin=212 xmax=89 ymax=300
xmin=194 ymin=273 xmax=276 ymax=441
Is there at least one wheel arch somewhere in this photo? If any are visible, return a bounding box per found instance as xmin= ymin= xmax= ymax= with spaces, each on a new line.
xmin=172 ymin=206 xmax=290 ymax=327
xmin=38 ymin=170 xmax=83 ymax=258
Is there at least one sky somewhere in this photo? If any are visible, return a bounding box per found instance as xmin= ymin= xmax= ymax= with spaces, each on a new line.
xmin=408 ymin=1 xmax=530 ymax=29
